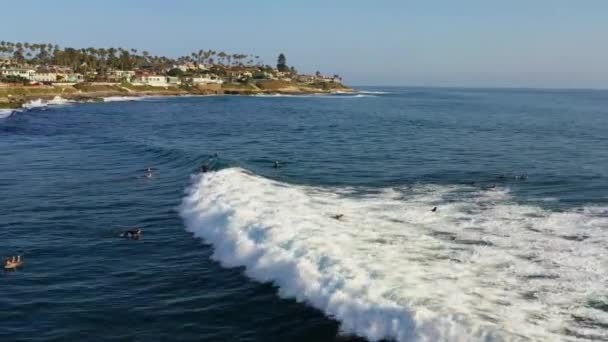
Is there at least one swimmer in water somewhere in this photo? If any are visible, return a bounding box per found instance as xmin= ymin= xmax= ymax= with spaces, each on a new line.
xmin=331 ymin=214 xmax=344 ymax=220
xmin=122 ymin=228 xmax=142 ymax=239
xmin=431 ymin=206 xmax=438 ymax=212
xmin=4 ymin=255 xmax=22 ymax=269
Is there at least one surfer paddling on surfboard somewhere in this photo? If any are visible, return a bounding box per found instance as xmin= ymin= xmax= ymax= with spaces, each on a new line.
xmin=4 ymin=255 xmax=23 ymax=270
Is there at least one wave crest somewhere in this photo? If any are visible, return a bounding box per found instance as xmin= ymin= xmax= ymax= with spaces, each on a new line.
xmin=179 ymin=168 xmax=608 ymax=342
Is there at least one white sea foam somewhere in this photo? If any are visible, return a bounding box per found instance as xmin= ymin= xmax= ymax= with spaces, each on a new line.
xmin=102 ymin=96 xmax=145 ymax=102
xmin=0 ymin=108 xmax=16 ymax=119
xmin=22 ymin=98 xmax=47 ymax=109
xmin=253 ymin=93 xmax=328 ymax=98
xmin=46 ymin=95 xmax=72 ymax=105
xmin=179 ymin=168 xmax=608 ymax=342
xmin=21 ymin=96 xmax=72 ymax=109
xmin=253 ymin=93 xmax=371 ymax=98
xmin=359 ymin=90 xmax=391 ymax=94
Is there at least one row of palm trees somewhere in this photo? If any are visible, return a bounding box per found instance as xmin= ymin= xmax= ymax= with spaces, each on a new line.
xmin=0 ymin=41 xmax=264 ymax=74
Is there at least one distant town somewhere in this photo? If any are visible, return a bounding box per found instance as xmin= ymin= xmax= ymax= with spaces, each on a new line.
xmin=0 ymin=41 xmax=348 ymax=99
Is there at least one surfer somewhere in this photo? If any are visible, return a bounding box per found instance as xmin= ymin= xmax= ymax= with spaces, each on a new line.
xmin=122 ymin=228 xmax=142 ymax=239
xmin=4 ymin=255 xmax=22 ymax=270
xmin=273 ymin=161 xmax=279 ymax=169
xmin=515 ymin=174 xmax=528 ymax=180
xmin=431 ymin=206 xmax=438 ymax=212
xmin=482 ymin=185 xmax=496 ymax=190
xmin=332 ymin=214 xmax=344 ymax=220
xmin=201 ymin=164 xmax=209 ymax=173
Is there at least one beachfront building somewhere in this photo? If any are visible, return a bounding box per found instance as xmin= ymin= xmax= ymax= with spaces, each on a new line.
xmin=189 ymin=74 xmax=223 ymax=85
xmin=1 ymin=68 xmax=36 ymax=80
xmin=0 ymin=66 xmax=84 ymax=84
xmin=167 ymin=76 xmax=181 ymax=86
xmin=108 ymin=70 xmax=136 ymax=82
xmin=224 ymin=70 xmax=253 ymax=83
xmin=295 ymin=74 xmax=317 ymax=83
xmin=31 ymin=70 xmax=59 ymax=82
xmin=131 ymin=75 xmax=173 ymax=87
xmin=273 ymin=71 xmax=293 ymax=81
xmin=320 ymin=75 xmax=342 ymax=83
xmin=63 ymin=73 xmax=84 ymax=83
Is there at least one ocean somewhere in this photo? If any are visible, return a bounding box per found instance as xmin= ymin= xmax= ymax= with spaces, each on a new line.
xmin=1 ymin=88 xmax=607 ymax=341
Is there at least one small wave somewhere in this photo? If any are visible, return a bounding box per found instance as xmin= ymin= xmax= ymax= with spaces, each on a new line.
xmin=359 ymin=90 xmax=391 ymax=94
xmin=253 ymin=93 xmax=329 ymax=98
xmin=47 ymin=96 xmax=73 ymax=105
xmin=180 ymin=168 xmax=608 ymax=342
xmin=22 ymin=99 xmax=47 ymax=109
xmin=0 ymin=108 xmax=16 ymax=119
xmin=22 ymin=96 xmax=72 ymax=109
xmin=102 ymin=96 xmax=146 ymax=102
xmin=253 ymin=93 xmax=372 ymax=98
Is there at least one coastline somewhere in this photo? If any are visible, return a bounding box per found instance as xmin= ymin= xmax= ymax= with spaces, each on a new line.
xmin=0 ymin=82 xmax=357 ymax=110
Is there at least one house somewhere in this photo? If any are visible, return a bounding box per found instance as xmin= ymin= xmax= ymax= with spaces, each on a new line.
xmin=0 ymin=67 xmax=84 ymax=83
xmin=132 ymin=75 xmax=170 ymax=87
xmin=64 ymin=73 xmax=84 ymax=83
xmin=295 ymin=74 xmax=316 ymax=83
xmin=167 ymin=76 xmax=181 ymax=85
xmin=31 ymin=69 xmax=58 ymax=82
xmin=189 ymin=74 xmax=223 ymax=85
xmin=224 ymin=70 xmax=253 ymax=82
xmin=108 ymin=70 xmax=135 ymax=82
xmin=1 ymin=68 xmax=36 ymax=80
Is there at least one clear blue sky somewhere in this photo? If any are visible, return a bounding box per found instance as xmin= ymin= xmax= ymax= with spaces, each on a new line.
xmin=2 ymin=0 xmax=607 ymax=88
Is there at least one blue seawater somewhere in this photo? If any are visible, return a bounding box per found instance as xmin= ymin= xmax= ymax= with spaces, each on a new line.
xmin=1 ymin=88 xmax=607 ymax=341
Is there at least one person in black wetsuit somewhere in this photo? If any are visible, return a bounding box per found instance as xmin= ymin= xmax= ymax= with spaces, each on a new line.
xmin=122 ymin=228 xmax=142 ymax=239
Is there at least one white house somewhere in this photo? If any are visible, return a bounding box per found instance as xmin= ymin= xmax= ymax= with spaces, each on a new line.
xmin=31 ymin=71 xmax=58 ymax=82
xmin=1 ymin=68 xmax=35 ymax=80
xmin=64 ymin=73 xmax=84 ymax=83
xmin=109 ymin=70 xmax=135 ymax=81
xmin=189 ymin=74 xmax=223 ymax=85
xmin=167 ymin=76 xmax=181 ymax=85
xmin=132 ymin=75 xmax=169 ymax=87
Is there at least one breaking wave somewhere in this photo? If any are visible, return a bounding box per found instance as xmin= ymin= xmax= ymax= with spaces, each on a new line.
xmin=253 ymin=93 xmax=373 ymax=98
xmin=102 ymin=96 xmax=147 ymax=102
xmin=22 ymin=96 xmax=72 ymax=109
xmin=179 ymin=168 xmax=608 ymax=342
xmin=0 ymin=109 xmax=16 ymax=119
xmin=359 ymin=90 xmax=391 ymax=94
